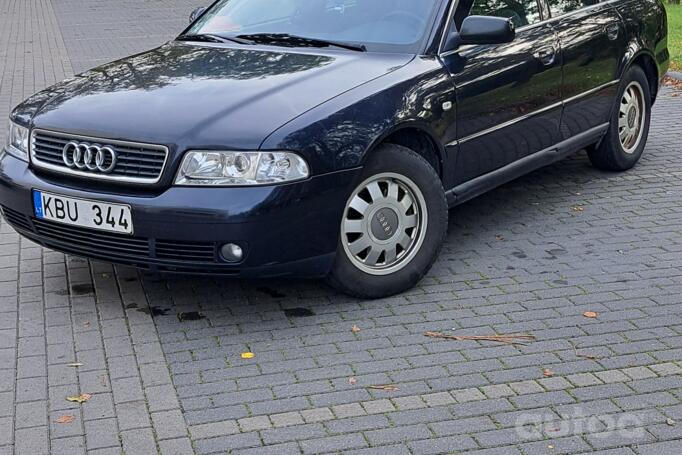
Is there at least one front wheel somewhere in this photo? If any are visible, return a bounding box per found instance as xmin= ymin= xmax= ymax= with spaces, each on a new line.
xmin=587 ymin=65 xmax=652 ymax=171
xmin=327 ymin=144 xmax=448 ymax=299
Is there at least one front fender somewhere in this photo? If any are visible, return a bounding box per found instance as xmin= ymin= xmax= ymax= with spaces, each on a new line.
xmin=260 ymin=56 xmax=459 ymax=188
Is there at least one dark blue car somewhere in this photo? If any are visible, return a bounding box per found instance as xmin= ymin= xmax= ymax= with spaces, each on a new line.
xmin=0 ymin=0 xmax=669 ymax=298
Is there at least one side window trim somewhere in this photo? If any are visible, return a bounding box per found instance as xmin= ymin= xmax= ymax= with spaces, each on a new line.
xmin=516 ymin=0 xmax=552 ymax=33
xmin=438 ymin=0 xmax=462 ymax=56
xmin=442 ymin=0 xmax=618 ymax=42
xmin=538 ymin=0 xmax=552 ymax=22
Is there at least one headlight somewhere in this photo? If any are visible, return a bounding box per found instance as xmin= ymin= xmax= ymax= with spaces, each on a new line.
xmin=175 ymin=151 xmax=309 ymax=186
xmin=4 ymin=121 xmax=29 ymax=162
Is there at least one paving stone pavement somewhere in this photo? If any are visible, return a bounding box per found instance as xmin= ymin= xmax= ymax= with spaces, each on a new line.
xmin=1 ymin=1 xmax=682 ymax=454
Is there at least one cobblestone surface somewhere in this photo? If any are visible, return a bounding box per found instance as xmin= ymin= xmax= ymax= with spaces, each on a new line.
xmin=1 ymin=1 xmax=682 ymax=454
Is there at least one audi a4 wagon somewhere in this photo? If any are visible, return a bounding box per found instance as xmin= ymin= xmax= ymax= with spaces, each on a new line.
xmin=0 ymin=0 xmax=669 ymax=298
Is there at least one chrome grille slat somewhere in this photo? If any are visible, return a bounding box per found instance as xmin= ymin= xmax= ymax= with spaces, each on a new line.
xmin=33 ymin=142 xmax=64 ymax=150
xmin=112 ymin=147 xmax=166 ymax=157
xmin=30 ymin=129 xmax=169 ymax=185
xmin=33 ymin=155 xmax=63 ymax=164
xmin=113 ymin=156 xmax=165 ymax=164
xmin=113 ymin=162 xmax=164 ymax=170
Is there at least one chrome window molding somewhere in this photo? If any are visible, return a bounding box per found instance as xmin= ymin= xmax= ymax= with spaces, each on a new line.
xmin=30 ymin=129 xmax=169 ymax=185
xmin=437 ymin=0 xmax=461 ymax=56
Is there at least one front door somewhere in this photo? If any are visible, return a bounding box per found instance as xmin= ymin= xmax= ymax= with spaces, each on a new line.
xmin=441 ymin=0 xmax=563 ymax=184
xmin=548 ymin=0 xmax=627 ymax=138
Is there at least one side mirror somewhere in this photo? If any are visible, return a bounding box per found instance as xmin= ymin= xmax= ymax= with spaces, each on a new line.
xmin=189 ymin=7 xmax=207 ymax=23
xmin=443 ymin=16 xmax=515 ymax=51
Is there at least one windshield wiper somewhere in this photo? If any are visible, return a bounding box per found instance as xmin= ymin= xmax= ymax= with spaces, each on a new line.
xmin=177 ymin=33 xmax=253 ymax=45
xmin=235 ymin=33 xmax=366 ymax=52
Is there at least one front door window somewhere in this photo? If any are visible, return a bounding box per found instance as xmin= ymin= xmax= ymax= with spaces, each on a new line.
xmin=470 ymin=0 xmax=542 ymax=28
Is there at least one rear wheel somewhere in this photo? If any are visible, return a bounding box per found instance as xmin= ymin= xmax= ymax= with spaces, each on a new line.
xmin=327 ymin=144 xmax=448 ymax=299
xmin=587 ymin=65 xmax=652 ymax=171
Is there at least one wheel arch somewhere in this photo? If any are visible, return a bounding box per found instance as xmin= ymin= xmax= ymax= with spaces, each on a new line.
xmin=621 ymin=49 xmax=660 ymax=104
xmin=361 ymin=123 xmax=446 ymax=180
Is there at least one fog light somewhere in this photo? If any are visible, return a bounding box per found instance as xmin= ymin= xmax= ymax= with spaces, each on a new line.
xmin=221 ymin=243 xmax=243 ymax=263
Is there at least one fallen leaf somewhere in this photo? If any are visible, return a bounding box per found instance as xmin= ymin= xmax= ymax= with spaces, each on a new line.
xmin=66 ymin=393 xmax=92 ymax=404
xmin=548 ymin=444 xmax=554 ymax=449
xmin=425 ymin=332 xmax=536 ymax=345
xmin=667 ymin=418 xmax=676 ymax=426
xmin=351 ymin=325 xmax=361 ymax=333
xmin=543 ymin=369 xmax=554 ymax=377
xmin=575 ymin=353 xmax=598 ymax=360
xmin=66 ymin=363 xmax=83 ymax=368
xmin=583 ymin=311 xmax=599 ymax=319
xmin=367 ymin=384 xmax=399 ymax=392
xmin=664 ymin=76 xmax=682 ymax=89
xmin=240 ymin=352 xmax=255 ymax=359
xmin=348 ymin=377 xmax=358 ymax=385
xmin=56 ymin=415 xmax=75 ymax=424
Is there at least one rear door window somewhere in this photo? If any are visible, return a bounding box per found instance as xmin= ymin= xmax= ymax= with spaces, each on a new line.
xmin=547 ymin=0 xmax=603 ymax=17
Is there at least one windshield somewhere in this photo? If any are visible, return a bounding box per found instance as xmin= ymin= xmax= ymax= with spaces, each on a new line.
xmin=185 ymin=0 xmax=443 ymax=53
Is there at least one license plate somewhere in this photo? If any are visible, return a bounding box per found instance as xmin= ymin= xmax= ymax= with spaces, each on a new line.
xmin=33 ymin=191 xmax=133 ymax=235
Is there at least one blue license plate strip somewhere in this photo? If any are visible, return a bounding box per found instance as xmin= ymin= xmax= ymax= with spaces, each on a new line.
xmin=33 ymin=190 xmax=44 ymax=219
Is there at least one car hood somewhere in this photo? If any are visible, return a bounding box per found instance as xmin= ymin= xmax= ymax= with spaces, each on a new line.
xmin=26 ymin=42 xmax=413 ymax=151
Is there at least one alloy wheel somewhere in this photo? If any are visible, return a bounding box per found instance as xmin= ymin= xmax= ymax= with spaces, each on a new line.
xmin=618 ymin=81 xmax=646 ymax=154
xmin=341 ymin=173 xmax=428 ymax=276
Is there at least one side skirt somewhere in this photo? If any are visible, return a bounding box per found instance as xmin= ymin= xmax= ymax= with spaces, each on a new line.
xmin=445 ymin=123 xmax=609 ymax=207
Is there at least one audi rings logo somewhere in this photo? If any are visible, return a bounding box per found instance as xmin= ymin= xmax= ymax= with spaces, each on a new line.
xmin=62 ymin=142 xmax=117 ymax=173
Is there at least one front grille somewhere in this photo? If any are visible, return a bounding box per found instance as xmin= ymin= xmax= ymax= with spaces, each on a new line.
xmin=1 ymin=206 xmax=32 ymax=231
xmin=31 ymin=129 xmax=168 ymax=184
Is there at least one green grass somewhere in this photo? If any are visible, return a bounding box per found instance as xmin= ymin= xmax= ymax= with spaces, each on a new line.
xmin=666 ymin=3 xmax=682 ymax=71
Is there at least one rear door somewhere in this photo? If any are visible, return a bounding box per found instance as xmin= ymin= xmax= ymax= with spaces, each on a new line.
xmin=547 ymin=0 xmax=628 ymax=138
xmin=441 ymin=0 xmax=564 ymax=184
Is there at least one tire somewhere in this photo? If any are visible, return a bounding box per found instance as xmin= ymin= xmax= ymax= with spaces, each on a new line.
xmin=326 ymin=143 xmax=448 ymax=299
xmin=587 ymin=65 xmax=652 ymax=171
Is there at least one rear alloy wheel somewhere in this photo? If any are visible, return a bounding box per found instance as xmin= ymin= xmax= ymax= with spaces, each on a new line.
xmin=327 ymin=144 xmax=448 ymax=299
xmin=587 ymin=65 xmax=651 ymax=171
xmin=618 ymin=81 xmax=646 ymax=154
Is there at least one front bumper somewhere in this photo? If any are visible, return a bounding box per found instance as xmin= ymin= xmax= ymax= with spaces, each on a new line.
xmin=0 ymin=152 xmax=361 ymax=278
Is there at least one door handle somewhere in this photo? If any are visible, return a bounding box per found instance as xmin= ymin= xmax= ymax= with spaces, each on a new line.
xmin=605 ymin=24 xmax=620 ymax=41
xmin=534 ymin=46 xmax=556 ymax=66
